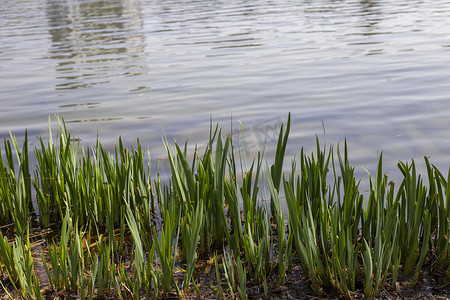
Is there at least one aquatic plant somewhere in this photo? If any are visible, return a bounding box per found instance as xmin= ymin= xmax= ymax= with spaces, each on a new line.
xmin=0 ymin=115 xmax=449 ymax=299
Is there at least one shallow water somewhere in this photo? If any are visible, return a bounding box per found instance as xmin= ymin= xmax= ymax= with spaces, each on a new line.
xmin=1 ymin=0 xmax=450 ymax=183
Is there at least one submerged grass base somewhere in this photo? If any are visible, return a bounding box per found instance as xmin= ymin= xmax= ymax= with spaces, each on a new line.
xmin=0 ymin=114 xmax=449 ymax=299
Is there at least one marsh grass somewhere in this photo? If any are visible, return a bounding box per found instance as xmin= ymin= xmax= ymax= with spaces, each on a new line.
xmin=0 ymin=114 xmax=449 ymax=299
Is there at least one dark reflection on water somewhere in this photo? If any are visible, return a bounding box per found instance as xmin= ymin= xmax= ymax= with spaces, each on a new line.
xmin=66 ymin=117 xmax=123 ymax=123
xmin=59 ymin=102 xmax=100 ymax=108
xmin=44 ymin=0 xmax=147 ymax=90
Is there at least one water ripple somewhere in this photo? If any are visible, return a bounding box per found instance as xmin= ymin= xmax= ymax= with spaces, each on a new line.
xmin=1 ymin=0 xmax=450 ymax=174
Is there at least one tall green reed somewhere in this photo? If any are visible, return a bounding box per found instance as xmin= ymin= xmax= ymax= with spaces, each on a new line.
xmin=397 ymin=160 xmax=432 ymax=282
xmin=0 ymin=228 xmax=41 ymax=299
xmin=361 ymin=155 xmax=400 ymax=299
xmin=0 ymin=131 xmax=32 ymax=235
xmin=431 ymin=162 xmax=450 ymax=278
xmin=153 ymin=196 xmax=180 ymax=292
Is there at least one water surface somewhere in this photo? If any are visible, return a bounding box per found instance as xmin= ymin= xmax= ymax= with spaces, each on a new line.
xmin=1 ymin=0 xmax=450 ymax=181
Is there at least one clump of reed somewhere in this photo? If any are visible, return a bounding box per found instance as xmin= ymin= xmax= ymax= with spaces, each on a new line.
xmin=0 ymin=114 xmax=448 ymax=299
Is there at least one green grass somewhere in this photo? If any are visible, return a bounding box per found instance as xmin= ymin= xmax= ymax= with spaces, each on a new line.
xmin=0 ymin=115 xmax=449 ymax=299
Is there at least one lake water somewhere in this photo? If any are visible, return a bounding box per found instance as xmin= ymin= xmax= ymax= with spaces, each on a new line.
xmin=1 ymin=0 xmax=450 ymax=182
